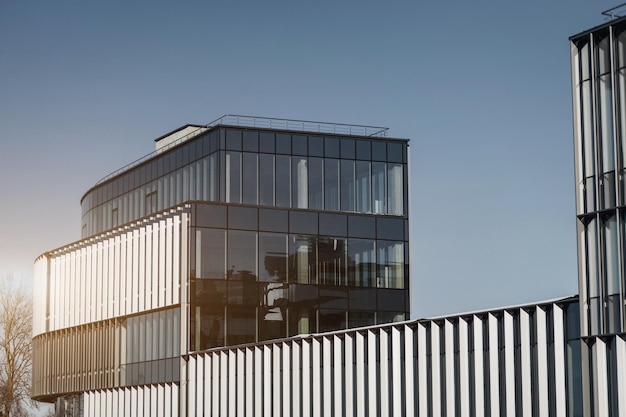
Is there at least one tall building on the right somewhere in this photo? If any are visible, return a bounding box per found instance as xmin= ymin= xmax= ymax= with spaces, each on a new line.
xmin=570 ymin=12 xmax=626 ymax=416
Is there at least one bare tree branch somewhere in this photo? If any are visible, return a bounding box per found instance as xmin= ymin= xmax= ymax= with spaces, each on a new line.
xmin=0 ymin=274 xmax=33 ymax=417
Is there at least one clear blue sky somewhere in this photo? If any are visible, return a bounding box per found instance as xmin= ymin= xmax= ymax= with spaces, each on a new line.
xmin=0 ymin=1 xmax=616 ymax=317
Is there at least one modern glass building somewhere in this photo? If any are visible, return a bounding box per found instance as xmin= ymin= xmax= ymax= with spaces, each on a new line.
xmin=570 ymin=13 xmax=626 ymax=417
xmin=32 ymin=116 xmax=411 ymax=408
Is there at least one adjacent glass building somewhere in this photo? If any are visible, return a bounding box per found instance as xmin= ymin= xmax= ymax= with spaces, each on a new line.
xmin=570 ymin=15 xmax=626 ymax=417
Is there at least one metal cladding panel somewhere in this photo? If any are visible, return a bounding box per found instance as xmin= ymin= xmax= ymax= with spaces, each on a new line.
xmin=520 ymin=309 xmax=532 ymax=417
xmin=391 ymin=327 xmax=402 ymax=417
xmin=472 ymin=316 xmax=485 ymax=417
xmin=487 ymin=313 xmax=500 ymax=416
xmin=616 ymin=336 xmax=626 ymax=416
xmin=593 ymin=338 xmax=610 ymax=417
xmin=417 ymin=323 xmax=428 ymax=417
xmin=355 ymin=331 xmax=366 ymax=417
xmin=367 ymin=330 xmax=378 ymax=416
xmin=178 ymin=299 xmax=579 ymax=417
xmin=344 ymin=334 xmax=354 ymax=417
xmin=431 ymin=321 xmax=442 ymax=417
xmin=195 ymin=355 xmax=204 ymax=416
xmin=380 ymin=329 xmax=390 ymax=417
xmin=403 ymin=325 xmax=415 ymax=417
xmin=535 ymin=307 xmax=549 ymax=417
xmin=458 ymin=318 xmax=470 ymax=417
xmin=553 ymin=304 xmax=567 ymax=416
xmin=332 ymin=336 xmax=342 ymax=417
xmin=33 ymin=256 xmax=49 ymax=336
xmin=187 ymin=356 xmax=196 ymax=415
xmin=445 ymin=320 xmax=455 ymax=417
xmin=322 ymin=337 xmax=332 ymax=417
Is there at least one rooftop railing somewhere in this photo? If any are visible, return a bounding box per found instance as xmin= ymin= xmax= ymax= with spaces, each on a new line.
xmin=602 ymin=2 xmax=626 ymax=19
xmin=208 ymin=114 xmax=389 ymax=138
xmin=93 ymin=114 xmax=389 ymax=187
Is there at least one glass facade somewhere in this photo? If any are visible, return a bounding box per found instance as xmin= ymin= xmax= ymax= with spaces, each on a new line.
xmin=80 ymin=127 xmax=408 ymax=238
xmin=571 ymin=26 xmax=626 ymax=337
xmin=190 ymin=203 xmax=408 ymax=349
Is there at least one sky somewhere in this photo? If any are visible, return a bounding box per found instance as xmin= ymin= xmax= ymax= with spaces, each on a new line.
xmin=0 ymin=1 xmax=618 ymax=318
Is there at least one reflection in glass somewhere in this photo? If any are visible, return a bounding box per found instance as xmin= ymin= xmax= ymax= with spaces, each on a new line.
xmin=242 ymin=153 xmax=258 ymax=205
xmin=355 ymin=161 xmax=370 ymax=212
xmin=319 ymin=309 xmax=346 ymax=332
xmin=348 ymin=239 xmax=376 ymax=287
xmin=324 ymin=159 xmax=339 ymax=211
xmin=227 ymin=230 xmax=257 ymax=280
xmin=288 ymin=308 xmax=317 ymax=336
xmin=387 ymin=163 xmax=403 ymax=215
xmin=225 ymin=151 xmax=241 ymax=203
xmin=309 ymin=158 xmax=323 ymax=209
xmin=196 ymin=229 xmax=226 ymax=279
xmin=259 ymin=154 xmax=274 ymax=206
xmin=318 ymin=237 xmax=346 ymax=286
xmin=377 ymin=241 xmax=404 ymax=288
xmin=289 ymin=235 xmax=317 ymax=284
xmin=276 ymin=155 xmax=290 ymax=207
xmin=341 ymin=160 xmax=355 ymax=211
xmin=372 ymin=162 xmax=386 ymax=214
xmin=292 ymin=157 xmax=308 ymax=209
xmin=259 ymin=233 xmax=288 ymax=282
xmin=227 ymin=307 xmax=256 ymax=345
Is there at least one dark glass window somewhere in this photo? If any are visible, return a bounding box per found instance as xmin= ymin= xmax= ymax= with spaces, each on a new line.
xmin=259 ymin=132 xmax=275 ymax=153
xmin=228 ymin=281 xmax=258 ymax=305
xmin=196 ymin=228 xmax=226 ymax=279
xmin=259 ymin=154 xmax=274 ymax=206
xmin=349 ymin=288 xmax=377 ymax=310
xmin=227 ymin=307 xmax=256 ymax=345
xmin=348 ymin=311 xmax=375 ymax=328
xmin=308 ymin=158 xmax=323 ymax=210
xmin=325 ymin=137 xmax=340 ymax=158
xmin=348 ymin=239 xmax=376 ymax=287
xmin=243 ymin=131 xmax=259 ymax=152
xmin=319 ymin=309 xmax=346 ymax=332
xmin=341 ymin=138 xmax=355 ymax=159
xmin=308 ymin=136 xmax=323 ymax=157
xmin=377 ymin=289 xmax=405 ymax=311
xmin=276 ymin=155 xmax=291 ymax=207
xmin=356 ymin=140 xmax=371 ymax=160
xmin=348 ymin=215 xmax=375 ymax=238
xmin=341 ymin=160 xmax=355 ymax=211
xmin=276 ymin=133 xmax=291 ymax=154
xmin=387 ymin=142 xmax=403 ymax=162
xmin=228 ymin=206 xmax=258 ymax=230
xmin=194 ymin=303 xmax=224 ymax=349
xmin=195 ymin=204 xmax=227 ymax=228
xmin=319 ymin=287 xmax=347 ymax=309
xmin=377 ymin=217 xmax=404 ymax=240
xmin=259 ymin=208 xmax=288 ymax=232
xmin=227 ymin=230 xmax=257 ymax=280
xmin=319 ymin=213 xmax=347 ymax=237
xmin=259 ymin=282 xmax=288 ymax=341
xmin=355 ymin=161 xmax=371 ymax=212
xmin=259 ymin=233 xmax=288 ymax=282
xmin=318 ymin=237 xmax=346 ymax=286
xmin=372 ymin=141 xmax=387 ymax=161
xmin=242 ymin=153 xmax=258 ymax=205
xmin=288 ymin=283 xmax=319 ymax=308
xmin=378 ymin=311 xmax=405 ymax=324
xmin=292 ymin=135 xmax=308 ymax=156
xmin=290 ymin=211 xmax=318 ymax=235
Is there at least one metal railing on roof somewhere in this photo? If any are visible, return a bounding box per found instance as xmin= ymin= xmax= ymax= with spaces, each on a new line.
xmin=602 ymin=3 xmax=626 ymax=19
xmin=208 ymin=114 xmax=389 ymax=138
xmin=93 ymin=115 xmax=389 ymax=186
